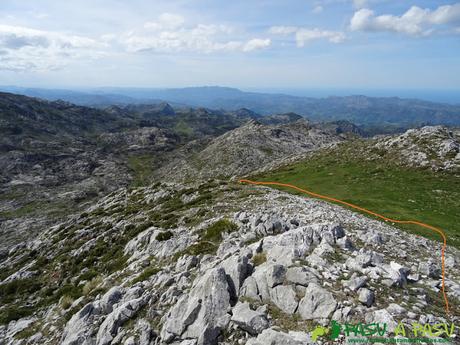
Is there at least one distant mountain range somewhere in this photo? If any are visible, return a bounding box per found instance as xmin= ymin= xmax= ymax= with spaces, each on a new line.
xmin=2 ymin=86 xmax=460 ymax=129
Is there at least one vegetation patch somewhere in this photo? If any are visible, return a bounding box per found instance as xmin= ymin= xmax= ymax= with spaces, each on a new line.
xmin=174 ymin=219 xmax=238 ymax=259
xmin=59 ymin=295 xmax=75 ymax=310
xmin=201 ymin=219 xmax=238 ymax=242
xmin=127 ymin=154 xmax=156 ymax=187
xmin=132 ymin=266 xmax=162 ymax=284
xmin=0 ymin=278 xmax=42 ymax=304
xmin=252 ymin=252 xmax=267 ymax=267
xmin=0 ymin=305 xmax=36 ymax=326
xmin=255 ymin=145 xmax=460 ymax=248
xmin=82 ymin=276 xmax=104 ymax=296
xmin=156 ymin=230 xmax=173 ymax=242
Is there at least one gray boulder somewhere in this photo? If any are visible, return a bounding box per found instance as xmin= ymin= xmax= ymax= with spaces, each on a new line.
xmin=239 ymin=276 xmax=260 ymax=301
xmin=175 ymin=255 xmax=199 ymax=271
xmin=365 ymin=309 xmax=397 ymax=331
xmin=137 ymin=318 xmax=154 ymax=345
xmin=358 ymin=288 xmax=375 ymax=307
xmin=160 ymin=268 xmax=231 ymax=345
xmin=297 ymin=283 xmax=337 ymax=320
xmin=266 ymin=264 xmax=286 ymax=288
xmin=346 ymin=250 xmax=383 ymax=271
xmin=385 ymin=261 xmax=409 ymax=287
xmin=246 ymin=328 xmax=312 ymax=345
xmin=337 ymin=236 xmax=354 ymax=250
xmin=285 ymin=266 xmax=318 ymax=287
xmin=230 ymin=302 xmax=269 ymax=335
xmin=100 ymin=286 xmax=124 ymax=314
xmin=96 ymin=296 xmax=148 ymax=345
xmin=418 ymin=261 xmax=441 ymax=279
xmin=269 ymin=285 xmax=298 ymax=314
xmin=220 ymin=254 xmax=251 ymax=300
xmin=343 ymin=275 xmax=367 ymax=292
xmin=62 ymin=302 xmax=103 ymax=345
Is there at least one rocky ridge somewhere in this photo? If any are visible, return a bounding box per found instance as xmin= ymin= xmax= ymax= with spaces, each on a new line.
xmin=0 ymin=92 xmax=278 ymax=249
xmin=1 ymin=181 xmax=459 ymax=344
xmin=320 ymin=126 xmax=460 ymax=173
xmin=372 ymin=126 xmax=460 ymax=171
xmin=155 ymin=120 xmax=351 ymax=181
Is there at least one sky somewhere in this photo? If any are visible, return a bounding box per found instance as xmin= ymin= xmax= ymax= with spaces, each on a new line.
xmin=0 ymin=0 xmax=460 ymax=91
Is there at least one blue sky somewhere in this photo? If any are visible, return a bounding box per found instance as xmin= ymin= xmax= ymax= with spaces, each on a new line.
xmin=0 ymin=0 xmax=459 ymax=90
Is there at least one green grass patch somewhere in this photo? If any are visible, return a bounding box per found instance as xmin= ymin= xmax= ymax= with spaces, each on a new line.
xmin=156 ymin=231 xmax=173 ymax=242
xmin=132 ymin=266 xmax=161 ymax=284
xmin=0 ymin=306 xmax=36 ymax=325
xmin=0 ymin=278 xmax=43 ymax=304
xmin=255 ymin=149 xmax=460 ymax=248
xmin=174 ymin=120 xmax=194 ymax=137
xmin=174 ymin=219 xmax=238 ymax=259
xmin=0 ymin=201 xmax=46 ymax=219
xmin=127 ymin=154 xmax=155 ymax=187
xmin=202 ymin=219 xmax=238 ymax=242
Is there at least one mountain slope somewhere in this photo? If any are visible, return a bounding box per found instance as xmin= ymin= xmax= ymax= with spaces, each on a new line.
xmin=155 ymin=119 xmax=354 ymax=181
xmin=4 ymin=86 xmax=460 ymax=129
xmin=254 ymin=126 xmax=460 ymax=248
xmin=1 ymin=94 xmax=459 ymax=345
xmin=0 ymin=180 xmax=458 ymax=344
xmin=0 ymin=93 xmax=257 ymax=249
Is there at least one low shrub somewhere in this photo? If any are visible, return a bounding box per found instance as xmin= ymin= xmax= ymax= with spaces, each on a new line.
xmin=202 ymin=219 xmax=238 ymax=242
xmin=156 ymin=231 xmax=173 ymax=242
xmin=82 ymin=276 xmax=103 ymax=296
xmin=59 ymin=295 xmax=74 ymax=310
xmin=132 ymin=266 xmax=161 ymax=284
xmin=252 ymin=252 xmax=267 ymax=267
xmin=0 ymin=306 xmax=35 ymax=325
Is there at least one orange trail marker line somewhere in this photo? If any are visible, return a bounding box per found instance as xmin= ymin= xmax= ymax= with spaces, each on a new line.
xmin=239 ymin=178 xmax=450 ymax=315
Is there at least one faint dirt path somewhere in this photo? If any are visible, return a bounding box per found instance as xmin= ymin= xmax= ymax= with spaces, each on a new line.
xmin=240 ymin=178 xmax=450 ymax=315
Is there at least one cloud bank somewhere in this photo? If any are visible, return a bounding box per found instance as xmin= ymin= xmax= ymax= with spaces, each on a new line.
xmin=122 ymin=13 xmax=270 ymax=53
xmin=0 ymin=13 xmax=271 ymax=71
xmin=350 ymin=3 xmax=460 ymax=36
xmin=0 ymin=24 xmax=104 ymax=71
xmin=270 ymin=26 xmax=346 ymax=46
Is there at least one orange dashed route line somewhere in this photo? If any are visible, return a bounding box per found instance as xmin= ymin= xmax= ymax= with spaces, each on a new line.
xmin=239 ymin=178 xmax=450 ymax=315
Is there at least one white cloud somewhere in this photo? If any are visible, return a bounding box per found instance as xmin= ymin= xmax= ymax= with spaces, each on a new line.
xmin=0 ymin=13 xmax=271 ymax=72
xmin=353 ymin=0 xmax=368 ymax=9
xmin=312 ymin=5 xmax=324 ymax=14
xmin=270 ymin=26 xmax=346 ymax=46
xmin=243 ymin=38 xmax=271 ymax=52
xmin=268 ymin=26 xmax=298 ymax=35
xmin=123 ymin=13 xmax=270 ymax=53
xmin=0 ymin=24 xmax=104 ymax=71
xmin=296 ymin=29 xmax=346 ymax=45
xmin=144 ymin=13 xmax=185 ymax=31
xmin=350 ymin=3 xmax=460 ymax=36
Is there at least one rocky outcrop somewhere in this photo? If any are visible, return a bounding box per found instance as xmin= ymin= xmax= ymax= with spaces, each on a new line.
xmin=246 ymin=328 xmax=313 ymax=345
xmin=1 ymin=181 xmax=459 ymax=345
xmin=371 ymin=126 xmax=459 ymax=171
xmin=230 ymin=302 xmax=269 ymax=335
xmin=160 ymin=268 xmax=232 ymax=344
xmin=155 ymin=120 xmax=344 ymax=180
